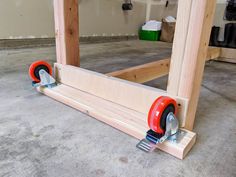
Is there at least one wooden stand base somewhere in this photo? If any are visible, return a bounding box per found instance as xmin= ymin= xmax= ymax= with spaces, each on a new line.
xmin=37 ymin=84 xmax=196 ymax=159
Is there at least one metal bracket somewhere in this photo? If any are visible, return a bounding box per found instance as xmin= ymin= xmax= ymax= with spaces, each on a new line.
xmin=159 ymin=112 xmax=179 ymax=143
xmin=32 ymin=69 xmax=56 ymax=88
xmin=136 ymin=112 xmax=183 ymax=153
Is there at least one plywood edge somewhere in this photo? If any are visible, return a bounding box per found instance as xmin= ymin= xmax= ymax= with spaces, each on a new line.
xmin=36 ymin=84 xmax=196 ymax=159
xmin=54 ymin=63 xmax=189 ymax=127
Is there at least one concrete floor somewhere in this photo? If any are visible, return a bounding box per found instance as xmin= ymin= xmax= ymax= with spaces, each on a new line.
xmin=0 ymin=40 xmax=235 ymax=177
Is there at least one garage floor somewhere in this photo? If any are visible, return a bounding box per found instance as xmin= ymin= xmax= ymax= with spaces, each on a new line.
xmin=0 ymin=40 xmax=235 ymax=177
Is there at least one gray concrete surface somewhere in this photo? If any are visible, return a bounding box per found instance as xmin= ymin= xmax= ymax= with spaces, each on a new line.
xmin=0 ymin=40 xmax=235 ymax=177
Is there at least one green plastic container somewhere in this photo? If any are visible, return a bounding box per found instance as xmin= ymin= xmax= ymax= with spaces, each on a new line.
xmin=139 ymin=29 xmax=161 ymax=41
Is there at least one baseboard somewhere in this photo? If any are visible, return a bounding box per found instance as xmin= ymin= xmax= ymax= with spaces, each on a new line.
xmin=0 ymin=35 xmax=138 ymax=50
xmin=0 ymin=38 xmax=55 ymax=50
xmin=80 ymin=35 xmax=138 ymax=43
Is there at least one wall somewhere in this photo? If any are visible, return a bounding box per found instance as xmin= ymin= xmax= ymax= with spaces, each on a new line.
xmin=150 ymin=4 xmax=177 ymax=21
xmin=0 ymin=0 xmax=177 ymax=39
xmin=79 ymin=0 xmax=145 ymax=37
xmin=0 ymin=0 xmax=231 ymax=40
xmin=0 ymin=0 xmax=146 ymax=39
xmin=0 ymin=0 xmax=55 ymax=39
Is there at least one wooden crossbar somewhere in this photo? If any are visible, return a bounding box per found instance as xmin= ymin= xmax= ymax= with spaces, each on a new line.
xmin=217 ymin=48 xmax=236 ymax=63
xmin=107 ymin=58 xmax=170 ymax=83
xmin=54 ymin=63 xmax=189 ymax=127
xmin=107 ymin=47 xmax=221 ymax=83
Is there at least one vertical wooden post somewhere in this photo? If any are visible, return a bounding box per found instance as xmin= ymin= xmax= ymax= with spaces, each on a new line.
xmin=167 ymin=0 xmax=216 ymax=130
xmin=54 ymin=0 xmax=80 ymax=66
xmin=167 ymin=0 xmax=193 ymax=95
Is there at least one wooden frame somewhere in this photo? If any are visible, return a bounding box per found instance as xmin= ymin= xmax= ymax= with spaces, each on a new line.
xmin=37 ymin=64 xmax=196 ymax=159
xmin=36 ymin=0 xmax=228 ymax=159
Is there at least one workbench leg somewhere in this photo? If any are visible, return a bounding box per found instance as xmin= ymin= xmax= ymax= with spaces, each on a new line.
xmin=167 ymin=0 xmax=217 ymax=130
xmin=54 ymin=0 xmax=80 ymax=66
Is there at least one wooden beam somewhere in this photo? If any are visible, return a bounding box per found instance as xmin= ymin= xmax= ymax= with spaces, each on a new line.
xmin=221 ymin=47 xmax=236 ymax=59
xmin=107 ymin=59 xmax=170 ymax=83
xmin=54 ymin=63 xmax=188 ymax=127
xmin=54 ymin=0 xmax=80 ymax=66
xmin=37 ymin=84 xmax=196 ymax=159
xmin=206 ymin=47 xmax=221 ymax=61
xmin=216 ymin=47 xmax=236 ymax=63
xmin=107 ymin=47 xmax=220 ymax=84
xmin=169 ymin=0 xmax=216 ymax=130
xmin=167 ymin=0 xmax=193 ymax=95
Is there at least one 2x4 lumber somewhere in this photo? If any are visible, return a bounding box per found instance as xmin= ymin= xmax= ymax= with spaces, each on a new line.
xmin=107 ymin=47 xmax=221 ymax=84
xmin=37 ymin=84 xmax=196 ymax=159
xmin=171 ymin=0 xmax=216 ymax=130
xmin=54 ymin=63 xmax=188 ymax=127
xmin=220 ymin=47 xmax=236 ymax=59
xmin=206 ymin=47 xmax=221 ymax=61
xmin=217 ymin=47 xmax=236 ymax=63
xmin=54 ymin=0 xmax=80 ymax=66
xmin=107 ymin=58 xmax=170 ymax=83
xmin=167 ymin=0 xmax=193 ymax=95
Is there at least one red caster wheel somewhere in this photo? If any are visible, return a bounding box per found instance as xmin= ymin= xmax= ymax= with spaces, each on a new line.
xmin=148 ymin=96 xmax=178 ymax=135
xmin=137 ymin=96 xmax=179 ymax=152
xmin=29 ymin=60 xmax=52 ymax=83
